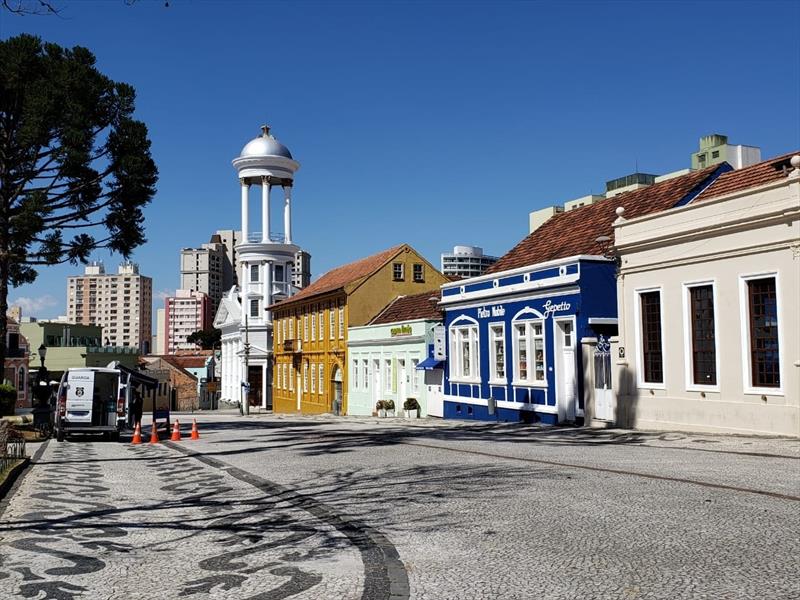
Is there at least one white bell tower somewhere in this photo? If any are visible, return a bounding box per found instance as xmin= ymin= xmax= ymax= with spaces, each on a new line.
xmin=217 ymin=125 xmax=304 ymax=412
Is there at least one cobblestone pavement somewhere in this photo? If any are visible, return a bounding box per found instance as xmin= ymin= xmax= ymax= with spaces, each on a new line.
xmin=1 ymin=413 xmax=798 ymax=600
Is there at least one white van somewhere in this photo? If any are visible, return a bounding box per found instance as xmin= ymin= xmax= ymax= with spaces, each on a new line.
xmin=54 ymin=364 xmax=159 ymax=442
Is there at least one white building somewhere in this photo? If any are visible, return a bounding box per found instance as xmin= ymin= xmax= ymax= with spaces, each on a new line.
xmin=214 ymin=126 xmax=306 ymax=410
xmin=66 ymin=261 xmax=152 ymax=352
xmin=610 ymin=152 xmax=799 ymax=436
xmin=440 ymin=245 xmax=498 ymax=279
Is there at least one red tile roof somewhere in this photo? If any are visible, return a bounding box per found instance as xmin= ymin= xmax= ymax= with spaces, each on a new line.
xmin=271 ymin=244 xmax=406 ymax=309
xmin=692 ymin=151 xmax=799 ymax=202
xmin=161 ymin=355 xmax=210 ymax=370
xmin=487 ymin=165 xmax=723 ymax=274
xmin=370 ymin=290 xmax=443 ymax=325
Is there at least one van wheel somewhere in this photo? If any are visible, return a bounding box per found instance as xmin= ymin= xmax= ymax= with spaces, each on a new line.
xmin=56 ymin=428 xmax=65 ymax=442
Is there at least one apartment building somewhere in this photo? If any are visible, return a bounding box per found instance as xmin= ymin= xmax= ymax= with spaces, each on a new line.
xmin=164 ymin=289 xmax=212 ymax=354
xmin=66 ymin=261 xmax=153 ymax=352
xmin=440 ymin=245 xmax=499 ymax=279
xmin=180 ymin=230 xmax=241 ymax=310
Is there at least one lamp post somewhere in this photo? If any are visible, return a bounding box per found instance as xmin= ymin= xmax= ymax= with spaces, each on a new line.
xmin=241 ymin=293 xmax=251 ymax=416
xmin=32 ymin=343 xmax=51 ymax=432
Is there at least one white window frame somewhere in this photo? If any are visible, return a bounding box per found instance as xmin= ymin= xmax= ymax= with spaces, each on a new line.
xmin=739 ymin=272 xmax=784 ymax=396
xmin=511 ymin=318 xmax=546 ymax=386
xmin=319 ymin=310 xmax=324 ymax=340
xmin=282 ymin=318 xmax=287 ymax=341
xmin=303 ymin=314 xmax=308 ymax=341
xmin=250 ymin=264 xmax=259 ymax=282
xmin=634 ymin=286 xmax=667 ymax=390
xmin=352 ymin=358 xmax=359 ymax=389
xmin=411 ymin=358 xmax=420 ymax=393
xmin=330 ymin=306 xmax=335 ymax=339
xmin=682 ymin=280 xmax=720 ymax=392
xmin=289 ymin=317 xmax=294 ymax=339
xmin=488 ymin=321 xmax=507 ymax=384
xmin=303 ymin=362 xmax=308 ymax=393
xmin=362 ymin=359 xmax=369 ymax=390
xmin=249 ymin=299 xmax=259 ymax=319
xmin=311 ymin=312 xmax=316 ymax=341
xmin=384 ymin=359 xmax=393 ymax=393
xmin=311 ymin=364 xmax=316 ymax=393
xmin=289 ymin=364 xmax=294 ymax=391
xmin=339 ymin=306 xmax=344 ymax=339
xmin=448 ymin=317 xmax=480 ymax=383
xmin=319 ymin=363 xmax=324 ymax=396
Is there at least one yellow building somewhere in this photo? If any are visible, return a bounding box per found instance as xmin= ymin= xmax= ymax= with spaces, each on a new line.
xmin=271 ymin=244 xmax=448 ymax=414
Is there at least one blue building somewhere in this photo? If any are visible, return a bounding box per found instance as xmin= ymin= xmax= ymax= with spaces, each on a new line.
xmin=440 ymin=165 xmax=730 ymax=424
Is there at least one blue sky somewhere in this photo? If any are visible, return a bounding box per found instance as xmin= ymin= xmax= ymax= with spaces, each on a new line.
xmin=2 ymin=0 xmax=799 ymax=322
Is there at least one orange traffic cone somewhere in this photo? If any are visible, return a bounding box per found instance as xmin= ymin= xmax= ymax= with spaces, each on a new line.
xmin=170 ymin=420 xmax=181 ymax=442
xmin=149 ymin=422 xmax=159 ymax=444
xmin=190 ymin=419 xmax=200 ymax=441
xmin=131 ymin=422 xmax=142 ymax=445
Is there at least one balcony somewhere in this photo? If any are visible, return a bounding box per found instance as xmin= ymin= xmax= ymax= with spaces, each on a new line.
xmin=282 ymin=339 xmax=302 ymax=353
xmin=246 ymin=231 xmax=286 ymax=243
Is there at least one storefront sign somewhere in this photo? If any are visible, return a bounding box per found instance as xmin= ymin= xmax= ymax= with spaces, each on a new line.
xmin=477 ymin=305 xmax=506 ymax=319
xmin=543 ymin=299 xmax=571 ymax=319
xmin=390 ymin=325 xmax=413 ymax=337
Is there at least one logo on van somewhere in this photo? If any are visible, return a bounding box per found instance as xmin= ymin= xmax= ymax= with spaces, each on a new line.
xmin=75 ymin=387 xmax=85 ymax=397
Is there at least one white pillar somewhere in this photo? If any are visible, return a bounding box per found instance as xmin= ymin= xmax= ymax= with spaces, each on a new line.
xmin=283 ymin=185 xmax=292 ymax=244
xmin=240 ymin=179 xmax=250 ymax=243
xmin=261 ymin=177 xmax=271 ymax=243
xmin=265 ymin=261 xmax=273 ymax=323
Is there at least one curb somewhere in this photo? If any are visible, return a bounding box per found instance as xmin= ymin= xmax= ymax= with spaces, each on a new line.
xmin=0 ymin=457 xmax=30 ymax=501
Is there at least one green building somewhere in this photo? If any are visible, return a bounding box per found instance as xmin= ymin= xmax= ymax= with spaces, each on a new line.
xmin=20 ymin=321 xmax=140 ymax=380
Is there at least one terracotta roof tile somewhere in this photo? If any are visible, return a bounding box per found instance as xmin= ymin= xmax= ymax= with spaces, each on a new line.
xmin=487 ymin=165 xmax=724 ymax=274
xmin=370 ymin=291 xmax=443 ymax=325
xmin=271 ymin=244 xmax=406 ymax=309
xmin=693 ymin=151 xmax=799 ymax=202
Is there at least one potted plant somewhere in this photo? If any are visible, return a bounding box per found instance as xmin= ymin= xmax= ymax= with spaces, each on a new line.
xmin=375 ymin=400 xmax=387 ymax=418
xmin=403 ymin=398 xmax=420 ymax=419
xmin=384 ymin=399 xmax=396 ymax=418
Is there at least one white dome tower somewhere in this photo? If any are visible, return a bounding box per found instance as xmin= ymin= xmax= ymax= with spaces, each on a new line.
xmin=216 ymin=125 xmax=305 ymax=412
xmin=232 ymin=124 xmax=301 ymax=316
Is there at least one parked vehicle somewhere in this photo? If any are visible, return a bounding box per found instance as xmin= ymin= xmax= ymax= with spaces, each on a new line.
xmin=54 ymin=364 xmax=158 ymax=442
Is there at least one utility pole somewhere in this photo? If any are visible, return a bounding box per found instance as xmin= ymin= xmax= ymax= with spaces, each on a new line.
xmin=243 ymin=292 xmax=251 ymax=416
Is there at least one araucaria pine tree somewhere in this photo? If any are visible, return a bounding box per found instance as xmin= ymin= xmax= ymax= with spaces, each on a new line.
xmin=0 ymin=34 xmax=158 ymax=372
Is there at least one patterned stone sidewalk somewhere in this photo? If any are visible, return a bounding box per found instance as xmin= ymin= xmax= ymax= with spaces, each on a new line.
xmin=0 ymin=439 xmax=367 ymax=599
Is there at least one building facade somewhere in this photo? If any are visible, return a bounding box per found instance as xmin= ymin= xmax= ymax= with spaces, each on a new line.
xmin=442 ymin=165 xmax=731 ymax=424
xmin=612 ymin=153 xmax=800 ymax=436
xmin=690 ymin=133 xmax=761 ymax=171
xmin=19 ymin=321 xmax=140 ymax=380
xmin=4 ymin=317 xmax=30 ymax=409
xmin=440 ymin=245 xmax=499 ymax=279
xmin=180 ymin=229 xmax=242 ymax=310
xmin=164 ymin=289 xmax=212 ymax=354
xmin=66 ymin=261 xmax=152 ymax=352
xmin=272 ymin=244 xmax=449 ymax=415
xmin=214 ymin=125 xmax=306 ymax=410
xmin=347 ymin=292 xmax=444 ymax=417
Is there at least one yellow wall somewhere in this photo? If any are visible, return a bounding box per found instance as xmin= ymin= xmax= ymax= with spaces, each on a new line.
xmin=348 ymin=246 xmax=448 ymax=326
xmin=272 ymin=246 xmax=447 ymax=415
xmin=272 ymin=292 xmax=348 ymax=414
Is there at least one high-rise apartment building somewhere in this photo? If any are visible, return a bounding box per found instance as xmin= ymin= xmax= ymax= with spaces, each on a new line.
xmin=441 ymin=245 xmax=499 ymax=278
xmin=164 ymin=289 xmax=211 ymax=354
xmin=293 ymin=249 xmax=312 ymax=289
xmin=66 ymin=261 xmax=153 ymax=352
xmin=180 ymin=230 xmax=241 ymax=310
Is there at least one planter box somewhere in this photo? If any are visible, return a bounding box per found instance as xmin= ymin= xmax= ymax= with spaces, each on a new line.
xmin=377 ymin=409 xmax=387 ymax=418
xmin=403 ymin=409 xmax=419 ymax=419
xmin=386 ymin=410 xmax=396 ymax=418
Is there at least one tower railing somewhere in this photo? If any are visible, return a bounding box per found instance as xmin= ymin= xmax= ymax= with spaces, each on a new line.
xmin=246 ymin=232 xmax=286 ymax=243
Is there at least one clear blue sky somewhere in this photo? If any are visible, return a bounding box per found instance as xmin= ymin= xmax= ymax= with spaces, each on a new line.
xmin=2 ymin=0 xmax=799 ymax=322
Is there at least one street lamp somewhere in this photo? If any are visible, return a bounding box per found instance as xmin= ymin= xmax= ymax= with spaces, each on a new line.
xmin=32 ymin=343 xmax=51 ymax=432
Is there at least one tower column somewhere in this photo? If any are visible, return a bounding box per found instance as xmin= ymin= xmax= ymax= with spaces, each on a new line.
xmin=240 ymin=179 xmax=250 ymax=242
xmin=265 ymin=260 xmax=273 ymax=322
xmin=261 ymin=176 xmax=271 ymax=243
xmin=283 ymin=184 xmax=292 ymax=244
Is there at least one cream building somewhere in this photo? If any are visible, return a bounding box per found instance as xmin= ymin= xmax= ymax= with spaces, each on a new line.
xmin=610 ymin=152 xmax=800 ymax=436
xmin=66 ymin=261 xmax=153 ymax=352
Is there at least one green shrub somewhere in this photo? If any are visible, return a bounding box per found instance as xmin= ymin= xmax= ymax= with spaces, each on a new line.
xmin=0 ymin=384 xmax=17 ymax=416
xmin=403 ymin=398 xmax=420 ymax=411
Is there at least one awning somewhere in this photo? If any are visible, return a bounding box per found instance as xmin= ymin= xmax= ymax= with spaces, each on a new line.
xmin=416 ymin=357 xmax=444 ymax=370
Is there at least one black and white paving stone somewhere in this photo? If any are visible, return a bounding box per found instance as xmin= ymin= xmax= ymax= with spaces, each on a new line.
xmin=1 ymin=413 xmax=798 ymax=599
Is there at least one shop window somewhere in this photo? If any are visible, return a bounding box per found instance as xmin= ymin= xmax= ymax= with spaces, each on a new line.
xmin=639 ymin=290 xmax=664 ymax=384
xmin=384 ymin=359 xmax=393 ymax=392
xmin=512 ymin=320 xmax=545 ymax=385
xmin=688 ymin=284 xmax=717 ymax=386
xmin=489 ymin=324 xmax=506 ymax=382
xmin=745 ymin=277 xmax=780 ymax=388
xmin=449 ymin=322 xmax=479 ymax=381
